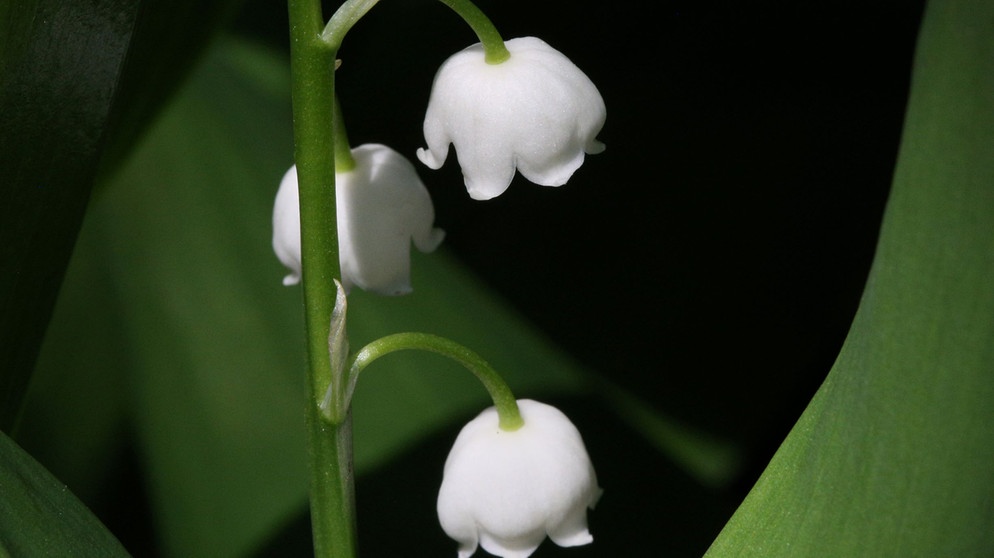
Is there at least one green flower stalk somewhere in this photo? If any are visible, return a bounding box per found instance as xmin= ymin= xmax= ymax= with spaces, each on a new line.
xmin=435 ymin=0 xmax=509 ymax=63
xmin=341 ymin=332 xmax=524 ymax=431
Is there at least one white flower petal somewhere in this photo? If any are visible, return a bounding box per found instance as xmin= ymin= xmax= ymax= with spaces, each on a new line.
xmin=272 ymin=144 xmax=443 ymax=295
xmin=437 ymin=400 xmax=600 ymax=558
xmin=338 ymin=144 xmax=445 ymax=295
xmin=272 ymin=166 xmax=302 ymax=286
xmin=420 ymin=37 xmax=606 ymax=200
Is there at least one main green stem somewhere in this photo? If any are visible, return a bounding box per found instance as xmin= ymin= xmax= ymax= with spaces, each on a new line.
xmin=287 ymin=0 xmax=356 ymax=556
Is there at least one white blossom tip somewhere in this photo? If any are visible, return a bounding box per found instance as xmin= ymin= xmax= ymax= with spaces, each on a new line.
xmin=420 ymin=36 xmax=605 ymax=199
xmin=587 ymin=140 xmax=606 ymax=155
xmin=438 ymin=399 xmax=600 ymax=558
xmin=416 ymin=146 xmax=446 ymax=170
xmin=417 ymin=227 xmax=446 ymax=253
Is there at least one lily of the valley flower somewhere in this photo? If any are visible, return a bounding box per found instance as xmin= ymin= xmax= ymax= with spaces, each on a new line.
xmin=272 ymin=143 xmax=444 ymax=295
xmin=417 ymin=36 xmax=606 ymax=201
xmin=437 ymin=399 xmax=601 ymax=558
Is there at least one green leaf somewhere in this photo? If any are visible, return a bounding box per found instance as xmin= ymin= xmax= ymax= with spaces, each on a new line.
xmin=0 ymin=0 xmax=141 ymax=432
xmin=98 ymin=0 xmax=244 ymax=176
xmin=0 ymin=429 xmax=129 ymax=557
xmin=81 ymin=38 xmax=306 ymax=558
xmin=594 ymin=379 xmax=742 ymax=490
xmin=0 ymin=0 xmax=242 ymax=432
xmin=14 ymin=225 xmax=132 ymax=508
xmin=705 ymin=0 xmax=994 ymax=555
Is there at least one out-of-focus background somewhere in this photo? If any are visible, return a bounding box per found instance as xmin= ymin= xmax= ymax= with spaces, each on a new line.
xmin=6 ymin=0 xmax=928 ymax=556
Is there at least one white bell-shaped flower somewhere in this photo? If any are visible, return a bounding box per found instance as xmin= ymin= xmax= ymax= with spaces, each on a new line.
xmin=417 ymin=36 xmax=606 ymax=201
xmin=437 ymin=399 xmax=601 ymax=558
xmin=272 ymin=143 xmax=444 ymax=295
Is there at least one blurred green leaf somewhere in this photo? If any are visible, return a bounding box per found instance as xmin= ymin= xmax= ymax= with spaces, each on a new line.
xmin=0 ymin=430 xmax=129 ymax=557
xmin=0 ymin=0 xmax=141 ymax=432
xmin=98 ymin=0 xmax=243 ymax=176
xmin=594 ymin=379 xmax=741 ymax=490
xmin=706 ymin=0 xmax=994 ymax=555
xmin=0 ymin=0 xmax=243 ymax=432
xmin=15 ymin=226 xmax=132 ymax=509
xmin=83 ymin=38 xmax=307 ymax=558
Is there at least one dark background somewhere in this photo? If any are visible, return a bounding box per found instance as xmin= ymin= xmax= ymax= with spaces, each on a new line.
xmin=133 ymin=1 xmax=929 ymax=555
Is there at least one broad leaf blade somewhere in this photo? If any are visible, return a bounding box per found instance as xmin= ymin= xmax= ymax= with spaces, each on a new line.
xmin=0 ymin=0 xmax=243 ymax=432
xmin=0 ymin=0 xmax=140 ymax=432
xmin=87 ymin=38 xmax=307 ymax=558
xmin=14 ymin=226 xmax=132 ymax=509
xmin=98 ymin=0 xmax=243 ymax=176
xmin=706 ymin=0 xmax=994 ymax=555
xmin=0 ymin=430 xmax=129 ymax=557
